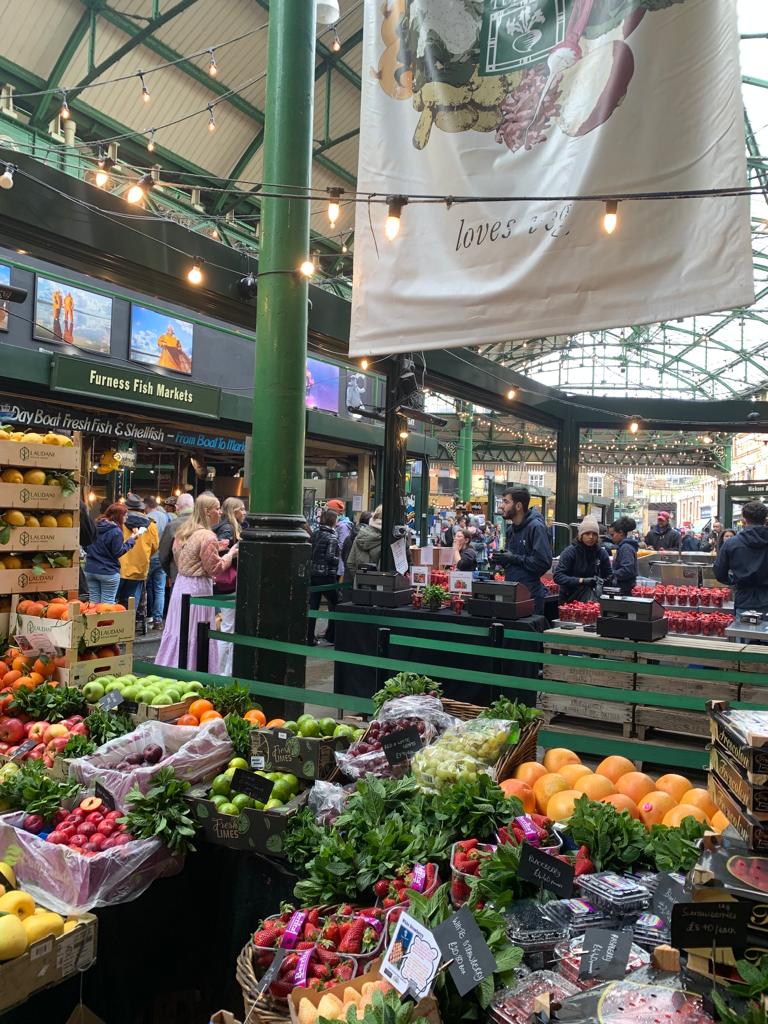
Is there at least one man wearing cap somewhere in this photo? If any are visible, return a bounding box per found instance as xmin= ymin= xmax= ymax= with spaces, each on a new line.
xmin=554 ymin=516 xmax=613 ymax=603
xmin=326 ymin=499 xmax=352 ymax=583
xmin=117 ymin=493 xmax=159 ymax=614
xmin=644 ymin=511 xmax=681 ymax=551
xmin=163 ymin=497 xmax=177 ymax=521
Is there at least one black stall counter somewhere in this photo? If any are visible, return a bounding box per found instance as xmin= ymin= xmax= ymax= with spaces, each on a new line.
xmin=333 ymin=601 xmax=547 ymax=705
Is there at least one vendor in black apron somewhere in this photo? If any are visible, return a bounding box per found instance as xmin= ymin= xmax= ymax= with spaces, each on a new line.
xmin=554 ymin=516 xmax=612 ymax=604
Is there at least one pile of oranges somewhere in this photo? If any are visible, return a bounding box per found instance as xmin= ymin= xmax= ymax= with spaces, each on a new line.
xmin=15 ymin=599 xmax=126 ymax=620
xmin=501 ymin=748 xmax=728 ymax=832
xmin=175 ymin=701 xmax=284 ymax=729
xmin=0 ymin=647 xmax=59 ymax=693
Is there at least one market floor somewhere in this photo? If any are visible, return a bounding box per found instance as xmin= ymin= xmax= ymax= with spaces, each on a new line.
xmin=135 ymin=630 xmax=338 ymax=718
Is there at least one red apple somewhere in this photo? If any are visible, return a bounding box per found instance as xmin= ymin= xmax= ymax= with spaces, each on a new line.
xmin=46 ymin=736 xmax=70 ymax=755
xmin=43 ymin=755 xmax=54 ymax=769
xmin=0 ymin=718 xmax=26 ymax=744
xmin=69 ymin=722 xmax=89 ymax=736
xmin=77 ymin=822 xmax=97 ymax=837
xmin=85 ymin=811 xmax=104 ymax=825
xmin=68 ymin=834 xmax=87 ymax=848
xmin=67 ymin=715 xmax=84 ymax=725
xmin=43 ymin=723 xmax=69 ymax=745
xmin=26 ymin=743 xmax=46 ymax=761
xmin=27 ymin=721 xmax=48 ymax=740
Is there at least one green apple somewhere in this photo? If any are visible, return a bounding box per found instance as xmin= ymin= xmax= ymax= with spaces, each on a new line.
xmin=180 ymin=691 xmax=199 ymax=701
xmin=137 ymin=689 xmax=156 ymax=704
xmin=318 ymin=718 xmax=336 ymax=737
xmin=229 ymin=757 xmax=249 ymax=771
xmin=103 ymin=681 xmax=123 ymax=693
xmin=184 ymin=682 xmax=204 ymax=694
xmin=231 ymin=793 xmax=251 ymax=812
xmin=150 ymin=694 xmax=173 ymax=706
xmin=210 ymin=774 xmax=231 ymax=797
xmin=218 ymin=802 xmax=239 ymax=815
xmin=97 ymin=676 xmax=116 ymax=687
xmin=165 ymin=690 xmax=182 ymax=704
xmin=82 ymin=681 xmax=105 ymax=703
xmin=264 ymin=798 xmax=284 ymax=811
xmin=122 ymin=685 xmax=141 ymax=701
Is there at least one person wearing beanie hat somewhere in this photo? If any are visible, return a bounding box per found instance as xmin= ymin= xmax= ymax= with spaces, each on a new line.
xmin=554 ymin=515 xmax=612 ymax=604
xmin=326 ymin=498 xmax=353 ymax=583
xmin=644 ymin=510 xmax=681 ymax=551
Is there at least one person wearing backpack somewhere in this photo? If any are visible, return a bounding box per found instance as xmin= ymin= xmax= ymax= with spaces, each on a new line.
xmin=307 ymin=509 xmax=341 ymax=646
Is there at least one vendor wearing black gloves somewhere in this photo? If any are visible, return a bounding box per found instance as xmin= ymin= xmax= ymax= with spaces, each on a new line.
xmin=554 ymin=516 xmax=612 ymax=603
xmin=714 ymin=500 xmax=768 ymax=614
xmin=608 ymin=516 xmax=639 ymax=595
xmin=491 ymin=486 xmax=552 ymax=614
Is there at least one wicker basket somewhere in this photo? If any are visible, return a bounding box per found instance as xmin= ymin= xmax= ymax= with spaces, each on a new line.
xmin=440 ymin=697 xmax=485 ymax=721
xmin=236 ymin=941 xmax=290 ymax=1024
xmin=494 ymin=718 xmax=542 ymax=782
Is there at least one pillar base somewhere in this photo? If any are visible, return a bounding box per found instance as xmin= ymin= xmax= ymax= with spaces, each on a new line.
xmin=233 ymin=513 xmax=310 ymax=718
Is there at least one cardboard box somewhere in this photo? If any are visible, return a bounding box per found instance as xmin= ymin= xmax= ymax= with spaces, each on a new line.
xmin=710 ymin=745 xmax=768 ymax=818
xmin=250 ymin=726 xmax=352 ymax=781
xmin=0 ymin=482 xmax=79 ymax=510
xmin=135 ymin=695 xmax=194 ymax=723
xmin=55 ymin=650 xmax=133 ymax=686
xmin=0 ymin=913 xmax=97 ymax=1013
xmin=709 ymin=772 xmax=768 ymax=852
xmin=0 ymin=564 xmax=79 ymax=594
xmin=709 ymin=702 xmax=768 ymax=776
xmin=187 ymin=786 xmax=308 ymax=856
xmin=0 ymin=526 xmax=79 ymax=553
xmin=0 ymin=436 xmax=80 ymax=471
xmin=12 ymin=596 xmax=136 ymax=647
xmin=288 ymin=957 xmax=441 ymax=1024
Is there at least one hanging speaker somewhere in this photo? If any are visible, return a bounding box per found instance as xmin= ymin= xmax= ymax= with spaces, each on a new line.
xmin=316 ymin=0 xmax=340 ymax=25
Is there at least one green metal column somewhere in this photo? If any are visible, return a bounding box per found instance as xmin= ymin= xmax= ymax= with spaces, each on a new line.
xmin=457 ymin=406 xmax=474 ymax=504
xmin=234 ymin=0 xmax=314 ymax=701
xmin=554 ymin=418 xmax=580 ymax=547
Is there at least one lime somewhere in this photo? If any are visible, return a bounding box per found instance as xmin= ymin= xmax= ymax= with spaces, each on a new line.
xmin=318 ymin=718 xmax=336 ymax=737
xmin=210 ymin=774 xmax=231 ymax=797
xmin=231 ymin=793 xmax=252 ymax=812
xmin=264 ymin=797 xmax=284 ymax=811
xmin=266 ymin=773 xmax=280 ymax=781
xmin=296 ymin=714 xmax=315 ymax=727
xmin=270 ymin=780 xmax=292 ymax=804
xmin=283 ymin=774 xmax=299 ymax=796
xmin=228 ymin=757 xmax=249 ymax=771
xmin=218 ymin=802 xmax=239 ymax=815
xmin=210 ymin=793 xmax=228 ymax=808
xmin=298 ymin=720 xmax=321 ymax=738
xmin=282 ymin=721 xmax=298 ymax=733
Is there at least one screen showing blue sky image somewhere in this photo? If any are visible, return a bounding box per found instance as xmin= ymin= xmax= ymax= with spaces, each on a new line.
xmin=34 ymin=276 xmax=112 ymax=352
xmin=130 ymin=304 xmax=194 ymax=375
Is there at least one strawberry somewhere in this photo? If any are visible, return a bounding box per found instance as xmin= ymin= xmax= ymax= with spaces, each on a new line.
xmin=334 ymin=962 xmax=354 ymax=982
xmin=322 ymin=922 xmax=341 ymax=946
xmin=451 ymin=879 xmax=470 ymax=903
xmin=303 ymin=923 xmax=321 ymax=942
xmin=306 ymin=907 xmax=321 ymax=926
xmin=373 ymin=880 xmax=389 ymax=898
xmin=339 ymin=918 xmax=366 ymax=954
xmin=383 ymin=897 xmax=398 ymax=909
xmin=338 ymin=903 xmax=355 ymax=916
xmin=314 ymin=946 xmax=341 ymax=965
xmin=253 ymin=928 xmax=278 ymax=948
xmin=296 ymin=941 xmax=316 ymax=950
xmin=269 ymin=979 xmax=292 ymax=998
xmin=308 ymin=963 xmax=331 ymax=980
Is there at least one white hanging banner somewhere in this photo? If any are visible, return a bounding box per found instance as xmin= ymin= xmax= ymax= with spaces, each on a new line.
xmin=350 ymin=0 xmax=754 ymax=357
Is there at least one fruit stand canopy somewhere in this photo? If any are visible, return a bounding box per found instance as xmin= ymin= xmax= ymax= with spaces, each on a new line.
xmin=0 ymin=0 xmax=764 ymax=398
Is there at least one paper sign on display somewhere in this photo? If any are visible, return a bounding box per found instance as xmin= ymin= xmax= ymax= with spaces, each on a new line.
xmin=419 ymin=546 xmax=434 ymax=566
xmin=432 ymin=906 xmax=497 ymax=997
xmin=391 ymin=538 xmax=409 ymax=576
xmin=449 ymin=571 xmax=474 ymax=594
xmin=350 ymin=2 xmax=752 ymax=358
xmin=380 ymin=911 xmax=442 ymax=999
xmin=14 ymin=633 xmax=58 ymax=658
xmin=411 ymin=566 xmax=430 ymax=588
xmin=352 ymin=494 xmax=363 ymax=512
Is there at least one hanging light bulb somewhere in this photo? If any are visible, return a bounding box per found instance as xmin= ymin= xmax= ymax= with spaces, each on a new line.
xmin=341 ymin=236 xmax=348 ymax=254
xmin=385 ymin=195 xmax=407 ymax=241
xmin=331 ymin=27 xmax=341 ymax=52
xmin=602 ymin=199 xmax=618 ymax=235
xmin=126 ymin=173 xmax=154 ymax=204
xmin=147 ymin=130 xmax=156 ymax=153
xmin=360 ymin=359 xmax=369 ymax=370
xmin=628 ymin=417 xmax=641 ymax=434
xmin=95 ymin=167 xmax=110 ymax=188
xmin=87 ymin=491 xmax=96 ymax=503
xmin=210 ymin=227 xmax=219 ymax=240
xmin=59 ymin=91 xmax=70 ymax=120
xmin=174 ymin=487 xmax=181 ymax=497
xmin=506 ymin=388 xmax=516 ymax=400
xmin=139 ymin=72 xmax=150 ymax=103
xmin=187 ymin=260 xmax=204 ymax=286
xmin=399 ymin=429 xmax=409 ymax=440
xmin=207 ymin=104 xmax=216 ymax=131
xmin=327 ymin=187 xmax=342 ymax=228
xmin=299 ymin=258 xmax=316 ymax=278
xmin=208 ymin=49 xmax=218 ymax=76
xmin=0 ymin=164 xmax=16 ymax=190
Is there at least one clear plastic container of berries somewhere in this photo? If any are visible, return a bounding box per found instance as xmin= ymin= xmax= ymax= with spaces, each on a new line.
xmin=553 ymin=934 xmax=650 ymax=990
xmin=487 ymin=971 xmax=579 ymax=1024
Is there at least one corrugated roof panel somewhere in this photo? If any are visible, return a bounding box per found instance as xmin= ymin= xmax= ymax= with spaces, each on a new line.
xmin=0 ymin=0 xmax=86 ymax=81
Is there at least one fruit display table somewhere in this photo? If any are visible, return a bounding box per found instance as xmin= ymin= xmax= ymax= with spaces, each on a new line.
xmin=332 ymin=602 xmax=548 ymax=704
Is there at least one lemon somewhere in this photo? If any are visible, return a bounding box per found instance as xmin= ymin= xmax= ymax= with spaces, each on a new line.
xmin=4 ymin=510 xmax=25 ymax=526
xmin=24 ymin=515 xmax=40 ymax=528
xmin=1 ymin=555 xmax=22 ymax=568
xmin=22 ymin=470 xmax=46 ymax=485
xmin=39 ymin=514 xmax=58 ymax=528
xmin=56 ymin=512 xmax=73 ymax=528
xmin=0 ymin=469 xmax=23 ymax=484
xmin=21 ymin=433 xmax=43 ymax=443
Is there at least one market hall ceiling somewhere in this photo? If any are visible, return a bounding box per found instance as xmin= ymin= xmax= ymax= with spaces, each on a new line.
xmin=0 ymin=0 xmax=764 ymax=400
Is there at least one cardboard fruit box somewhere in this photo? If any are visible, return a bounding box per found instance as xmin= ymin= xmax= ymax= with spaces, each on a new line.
xmin=250 ymin=726 xmax=354 ymax=781
xmin=55 ymin=649 xmax=134 ymax=686
xmin=134 ymin=695 xmax=195 ymax=723
xmin=0 ymin=912 xmax=97 ymax=1014
xmin=708 ymin=701 xmax=768 ymax=776
xmin=709 ymin=772 xmax=768 ymax=853
xmin=710 ymin=744 xmax=768 ymax=818
xmin=187 ymin=786 xmax=308 ymax=856
xmin=0 ymin=435 xmax=80 ymax=471
xmin=0 ymin=481 xmax=79 ymax=510
xmin=0 ymin=525 xmax=79 ymax=553
xmin=11 ymin=595 xmax=136 ymax=647
xmin=0 ymin=563 xmax=79 ymax=594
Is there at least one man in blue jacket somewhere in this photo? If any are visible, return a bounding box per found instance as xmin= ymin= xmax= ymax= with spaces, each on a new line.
xmin=714 ymin=501 xmax=768 ymax=613
xmin=644 ymin=511 xmax=681 ymax=551
xmin=609 ymin=516 xmax=639 ymax=595
xmin=491 ymin=486 xmax=552 ymax=614
xmin=554 ymin=516 xmax=612 ymax=603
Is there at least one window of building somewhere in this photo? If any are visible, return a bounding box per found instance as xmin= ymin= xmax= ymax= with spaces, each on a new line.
xmin=587 ymin=474 xmax=603 ymax=496
xmin=528 ymin=471 xmax=544 ymax=489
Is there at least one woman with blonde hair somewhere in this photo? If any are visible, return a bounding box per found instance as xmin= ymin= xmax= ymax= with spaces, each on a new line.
xmin=213 ymin=497 xmax=245 ymax=674
xmin=155 ymin=493 xmax=238 ymax=671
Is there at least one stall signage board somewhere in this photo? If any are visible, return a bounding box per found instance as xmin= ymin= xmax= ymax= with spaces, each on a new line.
xmin=518 ymin=842 xmax=574 ymax=898
xmin=50 ymin=354 xmax=221 ymax=419
xmin=98 ymin=689 xmax=124 ymax=712
xmin=578 ymin=928 xmax=633 ymax=982
xmin=231 ymin=768 xmax=274 ymax=805
xmin=671 ymin=901 xmax=750 ymax=948
xmin=432 ymin=906 xmax=497 ymax=996
xmin=449 ymin=571 xmax=474 ymax=594
xmin=380 ymin=726 xmax=424 ymax=767
xmin=653 ymin=873 xmax=685 ymax=922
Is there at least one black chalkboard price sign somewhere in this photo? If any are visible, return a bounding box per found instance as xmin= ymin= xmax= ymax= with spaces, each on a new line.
xmin=380 ymin=726 xmax=424 ymax=767
xmin=518 ymin=842 xmax=574 ymax=899
xmin=231 ymin=769 xmax=275 ymax=805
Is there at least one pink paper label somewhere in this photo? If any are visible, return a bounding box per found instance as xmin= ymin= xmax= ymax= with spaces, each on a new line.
xmin=293 ymin=946 xmax=313 ymax=986
xmin=360 ymin=914 xmax=383 ymax=934
xmin=280 ymin=911 xmax=307 ymax=949
xmin=515 ymin=815 xmax=540 ymax=846
xmin=410 ymin=863 xmax=427 ymax=892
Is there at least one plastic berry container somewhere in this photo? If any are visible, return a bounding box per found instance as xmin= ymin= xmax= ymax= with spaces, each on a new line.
xmin=553 ymin=934 xmax=650 ymax=990
xmin=632 ymin=911 xmax=671 ymax=949
xmin=574 ymin=872 xmax=652 ymax=917
xmin=504 ymin=899 xmax=562 ymax=969
xmin=543 ymin=897 xmax=615 ymax=935
xmin=487 ymin=971 xmax=579 ymax=1024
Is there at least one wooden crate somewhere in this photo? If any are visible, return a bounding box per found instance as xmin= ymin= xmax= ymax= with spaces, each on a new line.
xmin=537 ymin=692 xmax=634 ymax=735
xmin=0 ymin=482 xmax=79 ymax=510
xmin=0 ymin=525 xmax=79 ymax=553
xmin=0 ymin=561 xmax=79 ymax=594
xmin=54 ymin=645 xmax=133 ymax=686
xmin=542 ymin=627 xmax=636 ymax=690
xmin=737 ymin=649 xmax=768 ymax=705
xmin=635 ymin=636 xmax=741 ymax=703
xmin=0 ymin=433 xmax=80 ymax=471
xmin=0 ymin=609 xmax=8 ymax=637
xmin=11 ymin=596 xmax=136 ymax=648
xmin=634 ymin=705 xmax=711 ymax=741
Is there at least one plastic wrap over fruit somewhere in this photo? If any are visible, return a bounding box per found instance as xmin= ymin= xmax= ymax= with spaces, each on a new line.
xmin=411 ymin=746 xmax=492 ymax=792
xmin=67 ymin=718 xmax=232 ymax=804
xmin=0 ymin=811 xmax=181 ymax=915
xmin=307 ymin=779 xmax=354 ymax=825
xmin=432 ymin=718 xmax=520 ymax=765
xmin=374 ymin=694 xmax=456 ymax=732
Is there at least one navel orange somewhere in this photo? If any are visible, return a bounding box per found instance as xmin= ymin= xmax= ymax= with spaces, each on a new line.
xmin=595 ymin=755 xmax=636 ymax=783
xmin=533 ymin=773 xmax=569 ymax=814
xmin=546 ymin=790 xmax=581 ymax=822
xmin=514 ymin=761 xmax=548 ymax=787
xmin=662 ymin=804 xmax=710 ymax=828
xmin=615 ymin=771 xmax=656 ymax=803
xmin=637 ymin=791 xmax=677 ymax=828
xmin=543 ymin=748 xmax=581 ymax=772
xmin=575 ymin=773 xmax=616 ymax=800
xmin=655 ymin=774 xmax=693 ymax=804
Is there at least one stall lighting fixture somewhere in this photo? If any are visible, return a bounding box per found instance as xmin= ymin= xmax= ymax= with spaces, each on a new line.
xmin=327 ymin=188 xmax=342 ymax=228
xmin=187 ymin=260 xmax=204 ymax=286
xmin=207 ymin=104 xmax=216 ymax=131
xmin=59 ymin=92 xmax=70 ymax=120
xmin=506 ymin=388 xmax=516 ymax=400
xmin=299 ymin=259 xmax=316 ymax=278
xmin=208 ymin=49 xmax=218 ymax=76
xmin=174 ymin=488 xmax=181 ymax=496
xmin=702 ymin=435 xmax=713 ymax=444
xmin=139 ymin=73 xmax=150 ymax=104
xmin=147 ymin=130 xmax=155 ymax=153
xmin=628 ymin=417 xmax=641 ymax=434
xmin=126 ymin=173 xmax=154 ymax=204
xmin=331 ymin=28 xmax=341 ymax=52
xmin=399 ymin=429 xmax=409 ymax=440
xmin=602 ymin=200 xmax=618 ymax=235
xmin=87 ymin=491 xmax=96 ymax=503
xmin=360 ymin=358 xmax=369 ymax=370
xmin=0 ymin=164 xmax=15 ymax=190
xmin=341 ymin=237 xmax=348 ymax=253
xmin=385 ymin=195 xmax=407 ymax=241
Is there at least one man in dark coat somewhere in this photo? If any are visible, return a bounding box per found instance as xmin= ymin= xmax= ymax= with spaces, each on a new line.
xmin=714 ymin=501 xmax=768 ymax=613
xmin=645 ymin=511 xmax=681 ymax=551
xmin=554 ymin=516 xmax=612 ymax=603
xmin=491 ymin=486 xmax=552 ymax=614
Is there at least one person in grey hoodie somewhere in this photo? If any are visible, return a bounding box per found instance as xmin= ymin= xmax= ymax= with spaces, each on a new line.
xmin=345 ymin=505 xmax=383 ymax=574
xmin=714 ymin=501 xmax=768 ymax=613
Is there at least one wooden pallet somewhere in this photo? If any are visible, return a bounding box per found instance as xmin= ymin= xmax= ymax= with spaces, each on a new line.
xmin=538 ymin=709 xmax=634 ymax=740
xmin=635 ymin=635 xmax=740 ymax=703
xmin=634 ymin=705 xmax=711 ymax=741
xmin=737 ymin=648 xmax=768 ymax=706
xmin=543 ymin=627 xmax=636 ymax=690
xmin=537 ymin=692 xmax=634 ymax=728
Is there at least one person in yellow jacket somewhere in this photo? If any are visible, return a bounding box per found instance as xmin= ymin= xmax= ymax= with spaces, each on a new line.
xmin=117 ymin=493 xmax=159 ymax=614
